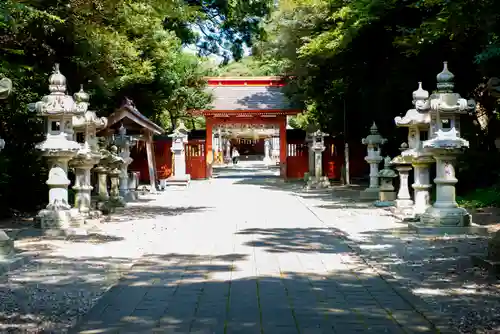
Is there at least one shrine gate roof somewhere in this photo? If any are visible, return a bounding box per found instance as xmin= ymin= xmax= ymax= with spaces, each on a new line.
xmin=195 ymin=77 xmax=300 ymax=116
xmin=100 ymin=98 xmax=164 ymax=136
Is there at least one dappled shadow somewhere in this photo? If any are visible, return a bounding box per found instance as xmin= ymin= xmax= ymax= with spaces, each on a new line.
xmin=235 ymin=86 xmax=290 ymax=110
xmin=5 ymin=227 xmax=125 ymax=245
xmin=232 ymin=177 xmax=304 ymax=193
xmin=0 ymin=254 xmax=136 ymax=332
xmin=106 ymin=205 xmax=212 ymax=222
xmin=237 ymin=227 xmax=350 ymax=254
xmin=350 ymin=227 xmax=500 ymax=333
xmin=68 ymin=251 xmax=443 ymax=334
xmin=316 ymin=203 xmax=375 ymax=210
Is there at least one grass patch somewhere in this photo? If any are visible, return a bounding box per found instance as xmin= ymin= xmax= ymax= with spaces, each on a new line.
xmin=457 ymin=187 xmax=500 ymax=209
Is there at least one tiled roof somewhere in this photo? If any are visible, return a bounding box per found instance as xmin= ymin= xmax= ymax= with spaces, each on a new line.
xmin=207 ymin=85 xmax=293 ymax=110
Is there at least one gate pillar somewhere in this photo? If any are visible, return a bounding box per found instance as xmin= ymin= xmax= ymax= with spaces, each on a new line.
xmin=205 ymin=116 xmax=214 ymax=178
xmin=279 ymin=116 xmax=287 ymax=177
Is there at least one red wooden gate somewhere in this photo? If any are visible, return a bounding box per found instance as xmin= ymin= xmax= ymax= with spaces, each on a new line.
xmin=185 ymin=140 xmax=207 ymax=179
xmin=323 ymin=138 xmax=343 ymax=180
xmin=286 ymin=140 xmax=309 ymax=179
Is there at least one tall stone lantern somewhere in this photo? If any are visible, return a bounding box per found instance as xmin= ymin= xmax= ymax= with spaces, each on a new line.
xmin=394 ymin=82 xmax=435 ymax=216
xmin=114 ymin=124 xmax=134 ymax=200
xmin=34 ymin=64 xmax=83 ymax=233
xmin=306 ymin=130 xmax=330 ymax=189
xmin=361 ymin=122 xmax=387 ymax=200
xmin=166 ymin=121 xmax=191 ymax=186
xmin=416 ymin=62 xmax=476 ymax=229
xmin=71 ymin=85 xmax=107 ymax=217
xmin=391 ymin=143 xmax=414 ymax=216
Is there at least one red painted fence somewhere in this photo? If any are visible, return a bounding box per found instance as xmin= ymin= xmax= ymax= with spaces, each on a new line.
xmin=185 ymin=140 xmax=207 ymax=179
xmin=286 ymin=140 xmax=309 ymax=179
xmin=130 ymin=135 xmax=367 ymax=183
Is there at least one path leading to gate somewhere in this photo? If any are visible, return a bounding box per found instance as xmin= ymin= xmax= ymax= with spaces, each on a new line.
xmin=71 ymin=164 xmax=442 ymax=333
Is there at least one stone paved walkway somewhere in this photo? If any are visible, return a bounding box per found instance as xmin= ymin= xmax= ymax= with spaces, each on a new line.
xmin=71 ymin=163 xmax=444 ymax=333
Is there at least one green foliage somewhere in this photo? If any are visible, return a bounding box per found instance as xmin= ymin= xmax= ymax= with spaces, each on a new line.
xmin=457 ymin=188 xmax=500 ymax=209
xmin=187 ymin=0 xmax=275 ymax=63
xmin=250 ymin=0 xmax=500 ymax=193
xmin=0 ymin=0 xmax=268 ymax=216
xmin=218 ymin=56 xmax=284 ymax=77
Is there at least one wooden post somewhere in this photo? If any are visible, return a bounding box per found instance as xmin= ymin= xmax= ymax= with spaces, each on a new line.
xmin=205 ymin=116 xmax=213 ymax=178
xmin=145 ymin=130 xmax=157 ymax=191
xmin=279 ymin=116 xmax=287 ymax=178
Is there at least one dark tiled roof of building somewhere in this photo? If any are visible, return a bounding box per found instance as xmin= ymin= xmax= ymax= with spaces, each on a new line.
xmin=207 ymin=85 xmax=293 ymax=110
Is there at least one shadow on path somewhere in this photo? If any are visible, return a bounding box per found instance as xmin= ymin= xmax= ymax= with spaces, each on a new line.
xmin=69 ymin=252 xmax=441 ymax=334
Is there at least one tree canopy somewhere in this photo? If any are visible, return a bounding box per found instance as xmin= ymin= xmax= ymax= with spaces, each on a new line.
xmin=0 ymin=0 xmax=273 ymax=215
xmin=248 ymin=0 xmax=500 ymax=189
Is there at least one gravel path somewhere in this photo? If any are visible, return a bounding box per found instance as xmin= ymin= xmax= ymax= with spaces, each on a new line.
xmin=0 ymin=197 xmax=161 ymax=333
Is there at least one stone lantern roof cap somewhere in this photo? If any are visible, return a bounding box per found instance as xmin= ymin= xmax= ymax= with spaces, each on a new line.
xmin=413 ymin=82 xmax=429 ymax=101
xmin=169 ymin=120 xmax=190 ymax=138
xmin=436 ymin=61 xmax=455 ymax=92
xmin=74 ymin=84 xmax=90 ymax=103
xmin=378 ymin=156 xmax=397 ymax=177
xmin=48 ymin=63 xmax=67 ymax=94
xmin=362 ymin=122 xmax=387 ymax=145
xmin=34 ymin=64 xmax=81 ymax=116
xmin=423 ymin=128 xmax=469 ymax=150
xmin=0 ymin=77 xmax=12 ymax=99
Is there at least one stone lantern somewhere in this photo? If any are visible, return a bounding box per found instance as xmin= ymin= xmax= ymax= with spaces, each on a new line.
xmin=33 ymin=64 xmax=83 ymax=234
xmin=306 ymin=129 xmax=330 ymax=189
xmin=361 ymin=122 xmax=387 ymax=200
xmin=71 ymin=85 xmax=107 ymax=217
xmin=166 ymin=121 xmax=190 ymax=186
xmin=374 ymin=156 xmax=398 ymax=207
xmin=107 ymin=146 xmax=125 ymax=207
xmin=391 ymin=143 xmax=414 ymax=216
xmin=416 ymin=62 xmax=477 ymax=230
xmin=395 ymin=82 xmax=435 ymax=216
xmin=263 ymin=137 xmax=273 ymax=165
xmin=114 ymin=124 xmax=134 ymax=200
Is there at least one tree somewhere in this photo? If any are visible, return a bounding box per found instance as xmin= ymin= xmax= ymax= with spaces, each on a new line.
xmin=0 ymin=0 xmax=271 ymax=215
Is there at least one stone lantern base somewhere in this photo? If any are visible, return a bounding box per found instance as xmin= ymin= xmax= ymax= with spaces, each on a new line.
xmin=408 ymin=206 xmax=488 ymax=235
xmin=305 ymin=176 xmax=330 ymax=190
xmin=360 ymin=187 xmax=380 ymax=200
xmin=37 ymin=207 xmax=93 ymax=236
xmin=166 ymin=174 xmax=191 ymax=187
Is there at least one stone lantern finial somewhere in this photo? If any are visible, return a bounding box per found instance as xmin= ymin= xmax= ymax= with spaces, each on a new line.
xmin=74 ymin=84 xmax=89 ymax=103
xmin=413 ymin=82 xmax=429 ymax=102
xmin=48 ymin=63 xmax=67 ymax=94
xmin=436 ymin=61 xmax=455 ymax=92
xmin=74 ymin=85 xmax=90 ymax=114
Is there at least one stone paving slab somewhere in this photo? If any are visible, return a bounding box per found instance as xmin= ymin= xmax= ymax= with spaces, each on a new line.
xmin=71 ymin=168 xmax=444 ymax=334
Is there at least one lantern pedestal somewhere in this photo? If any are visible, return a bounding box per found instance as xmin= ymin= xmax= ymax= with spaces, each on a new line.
xmin=411 ymin=131 xmax=487 ymax=235
xmin=361 ymin=123 xmax=387 ymax=200
xmin=374 ymin=157 xmax=397 ymax=207
xmin=167 ymin=122 xmax=191 ymax=187
xmin=305 ymin=131 xmax=330 ymax=190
